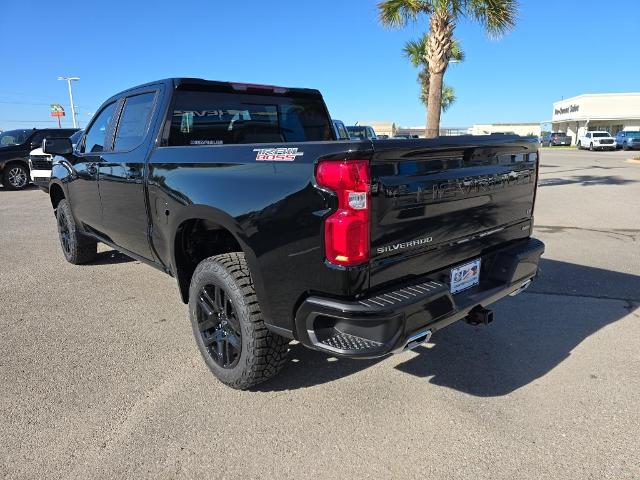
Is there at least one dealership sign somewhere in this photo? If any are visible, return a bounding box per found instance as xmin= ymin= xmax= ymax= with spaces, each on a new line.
xmin=50 ymin=104 xmax=65 ymax=117
xmin=554 ymin=104 xmax=580 ymax=116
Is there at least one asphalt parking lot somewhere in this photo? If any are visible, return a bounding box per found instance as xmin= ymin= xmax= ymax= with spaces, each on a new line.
xmin=1 ymin=148 xmax=639 ymax=479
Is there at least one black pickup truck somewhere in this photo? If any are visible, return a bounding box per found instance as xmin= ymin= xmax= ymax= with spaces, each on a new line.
xmin=44 ymin=78 xmax=544 ymax=389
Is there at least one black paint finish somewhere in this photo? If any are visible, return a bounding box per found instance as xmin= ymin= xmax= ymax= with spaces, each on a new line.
xmin=49 ymin=78 xmax=542 ymax=343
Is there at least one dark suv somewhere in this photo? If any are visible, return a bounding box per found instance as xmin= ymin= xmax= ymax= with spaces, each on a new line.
xmin=542 ymin=132 xmax=572 ymax=147
xmin=615 ymin=131 xmax=640 ymax=151
xmin=0 ymin=128 xmax=78 ymax=190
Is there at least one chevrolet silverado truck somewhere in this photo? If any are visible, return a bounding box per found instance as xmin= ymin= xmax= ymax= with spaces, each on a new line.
xmin=43 ymin=78 xmax=544 ymax=389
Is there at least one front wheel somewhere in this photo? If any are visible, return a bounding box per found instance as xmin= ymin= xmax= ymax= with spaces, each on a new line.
xmin=2 ymin=163 xmax=29 ymax=190
xmin=189 ymin=252 xmax=289 ymax=390
xmin=589 ymin=143 xmax=594 ymax=151
xmin=56 ymin=199 xmax=97 ymax=264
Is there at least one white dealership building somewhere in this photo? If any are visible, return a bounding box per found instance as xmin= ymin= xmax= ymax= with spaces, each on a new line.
xmin=551 ymin=93 xmax=640 ymax=145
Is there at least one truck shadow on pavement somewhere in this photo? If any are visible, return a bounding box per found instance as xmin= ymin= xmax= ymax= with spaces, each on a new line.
xmin=87 ymin=250 xmax=137 ymax=266
xmin=539 ymin=175 xmax=636 ymax=187
xmin=255 ymin=259 xmax=639 ymax=394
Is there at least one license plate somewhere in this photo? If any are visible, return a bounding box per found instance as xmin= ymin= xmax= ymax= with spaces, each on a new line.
xmin=450 ymin=259 xmax=481 ymax=294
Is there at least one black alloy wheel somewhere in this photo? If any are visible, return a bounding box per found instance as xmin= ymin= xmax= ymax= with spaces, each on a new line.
xmin=57 ymin=207 xmax=72 ymax=257
xmin=196 ymin=283 xmax=242 ymax=369
xmin=188 ymin=253 xmax=289 ymax=389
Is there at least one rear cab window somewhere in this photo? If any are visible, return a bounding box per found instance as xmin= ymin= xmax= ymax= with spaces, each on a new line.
xmin=167 ymin=86 xmax=334 ymax=146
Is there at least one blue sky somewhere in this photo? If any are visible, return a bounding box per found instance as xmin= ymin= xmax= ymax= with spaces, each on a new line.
xmin=1 ymin=0 xmax=637 ymax=131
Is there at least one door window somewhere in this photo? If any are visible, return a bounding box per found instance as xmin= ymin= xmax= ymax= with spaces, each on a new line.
xmin=82 ymin=102 xmax=117 ymax=153
xmin=114 ymin=92 xmax=156 ymax=151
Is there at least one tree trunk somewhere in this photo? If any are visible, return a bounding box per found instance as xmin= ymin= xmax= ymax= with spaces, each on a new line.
xmin=424 ymin=9 xmax=454 ymax=138
xmin=426 ymin=71 xmax=443 ymax=138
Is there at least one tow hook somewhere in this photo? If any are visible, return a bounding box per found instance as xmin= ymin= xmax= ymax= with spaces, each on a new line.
xmin=465 ymin=306 xmax=494 ymax=326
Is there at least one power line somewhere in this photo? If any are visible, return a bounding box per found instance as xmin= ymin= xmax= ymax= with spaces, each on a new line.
xmin=0 ymin=119 xmax=61 ymax=123
xmin=0 ymin=100 xmax=88 ymax=108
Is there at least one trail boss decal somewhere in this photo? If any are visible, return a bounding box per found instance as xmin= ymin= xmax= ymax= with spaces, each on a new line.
xmin=253 ymin=148 xmax=304 ymax=161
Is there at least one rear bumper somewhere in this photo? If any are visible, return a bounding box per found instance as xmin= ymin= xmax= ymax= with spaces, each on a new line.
xmin=295 ymin=237 xmax=545 ymax=358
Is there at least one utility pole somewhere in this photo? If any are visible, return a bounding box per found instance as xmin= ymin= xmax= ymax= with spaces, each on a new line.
xmin=57 ymin=76 xmax=80 ymax=128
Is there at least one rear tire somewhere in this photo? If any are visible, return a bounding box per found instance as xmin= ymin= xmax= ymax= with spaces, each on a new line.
xmin=189 ymin=252 xmax=289 ymax=390
xmin=2 ymin=163 xmax=29 ymax=190
xmin=56 ymin=199 xmax=97 ymax=264
xmin=577 ymin=141 xmax=582 ymax=150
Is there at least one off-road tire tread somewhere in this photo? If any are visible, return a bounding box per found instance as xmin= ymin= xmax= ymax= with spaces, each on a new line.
xmin=190 ymin=252 xmax=289 ymax=390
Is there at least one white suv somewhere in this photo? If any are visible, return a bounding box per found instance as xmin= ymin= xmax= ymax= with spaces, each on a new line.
xmin=577 ymin=131 xmax=616 ymax=151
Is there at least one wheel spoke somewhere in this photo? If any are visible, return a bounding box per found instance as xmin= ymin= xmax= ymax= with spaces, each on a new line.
xmin=214 ymin=286 xmax=224 ymax=312
xmin=224 ymin=329 xmax=241 ymax=349
xmin=196 ymin=283 xmax=242 ymax=369
xmin=197 ymin=292 xmax=215 ymax=319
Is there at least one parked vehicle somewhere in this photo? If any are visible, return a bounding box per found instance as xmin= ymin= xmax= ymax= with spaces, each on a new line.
xmin=577 ymin=131 xmax=616 ymax=151
xmin=346 ymin=125 xmax=378 ymax=140
xmin=29 ymin=130 xmax=84 ymax=192
xmin=542 ymin=132 xmax=572 ymax=147
xmin=615 ymin=131 xmax=640 ymax=151
xmin=44 ymin=78 xmax=544 ymax=389
xmin=332 ymin=120 xmax=351 ymax=140
xmin=0 ymin=128 xmax=78 ymax=190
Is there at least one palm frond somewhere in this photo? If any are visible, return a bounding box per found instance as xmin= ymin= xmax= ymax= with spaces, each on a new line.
xmin=450 ymin=38 xmax=465 ymax=62
xmin=465 ymin=0 xmax=518 ymax=38
xmin=377 ymin=0 xmax=432 ymax=28
xmin=402 ymin=35 xmax=428 ymax=66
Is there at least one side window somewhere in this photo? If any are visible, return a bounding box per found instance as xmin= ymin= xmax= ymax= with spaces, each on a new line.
xmin=114 ymin=92 xmax=156 ymax=151
xmin=30 ymin=132 xmax=46 ymax=148
xmin=82 ymin=102 xmax=117 ymax=153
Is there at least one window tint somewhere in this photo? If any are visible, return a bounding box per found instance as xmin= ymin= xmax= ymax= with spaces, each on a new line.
xmin=336 ymin=123 xmax=349 ymax=140
xmin=168 ymin=88 xmax=333 ymax=146
xmin=82 ymin=102 xmax=117 ymax=153
xmin=30 ymin=132 xmax=46 ymax=147
xmin=114 ymin=92 xmax=156 ymax=151
xmin=346 ymin=127 xmax=367 ymax=140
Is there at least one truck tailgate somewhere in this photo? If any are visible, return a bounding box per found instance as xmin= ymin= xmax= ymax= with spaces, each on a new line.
xmin=369 ymin=136 xmax=539 ymax=289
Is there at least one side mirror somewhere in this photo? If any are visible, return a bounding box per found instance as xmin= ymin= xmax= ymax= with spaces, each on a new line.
xmin=43 ymin=137 xmax=73 ymax=156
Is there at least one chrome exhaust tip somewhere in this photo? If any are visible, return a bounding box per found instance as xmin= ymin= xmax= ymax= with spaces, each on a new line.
xmin=509 ymin=279 xmax=532 ymax=297
xmin=403 ymin=329 xmax=432 ymax=351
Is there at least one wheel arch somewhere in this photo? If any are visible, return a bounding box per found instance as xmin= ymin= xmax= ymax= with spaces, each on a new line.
xmin=49 ymin=182 xmax=66 ymax=210
xmin=170 ymin=205 xmax=265 ymax=308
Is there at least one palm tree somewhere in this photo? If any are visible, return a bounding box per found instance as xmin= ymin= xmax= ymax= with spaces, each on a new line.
xmin=404 ymin=35 xmax=464 ymax=113
xmin=378 ymin=0 xmax=518 ymax=137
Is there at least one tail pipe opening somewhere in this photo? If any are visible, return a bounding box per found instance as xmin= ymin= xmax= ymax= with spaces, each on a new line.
xmin=403 ymin=329 xmax=432 ymax=351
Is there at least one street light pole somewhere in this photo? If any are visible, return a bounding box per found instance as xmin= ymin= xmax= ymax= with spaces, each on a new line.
xmin=57 ymin=76 xmax=80 ymax=128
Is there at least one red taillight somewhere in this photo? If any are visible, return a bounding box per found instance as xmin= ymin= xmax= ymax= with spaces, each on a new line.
xmin=316 ymin=160 xmax=370 ymax=266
